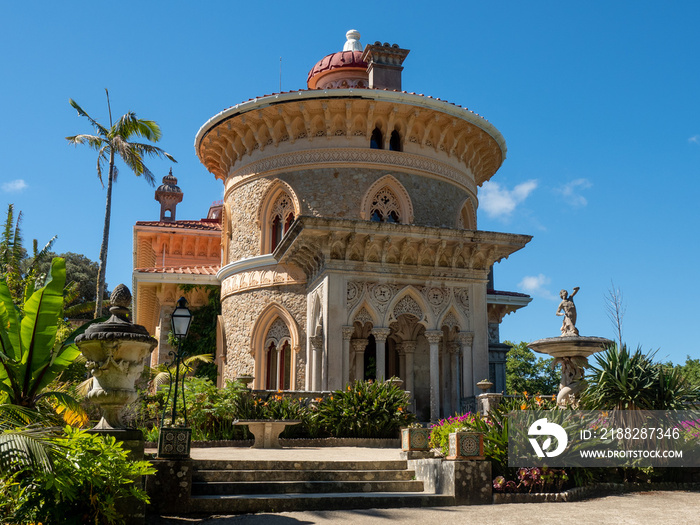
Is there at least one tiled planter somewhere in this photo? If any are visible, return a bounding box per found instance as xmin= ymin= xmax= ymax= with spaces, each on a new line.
xmin=446 ymin=431 xmax=484 ymax=460
xmin=401 ymin=427 xmax=430 ymax=451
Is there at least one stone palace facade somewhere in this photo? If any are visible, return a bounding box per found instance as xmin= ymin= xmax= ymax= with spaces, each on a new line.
xmin=135 ymin=31 xmax=532 ymax=421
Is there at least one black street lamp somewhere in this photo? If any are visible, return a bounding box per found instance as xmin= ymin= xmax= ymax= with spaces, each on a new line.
xmin=157 ymin=297 xmax=194 ymax=459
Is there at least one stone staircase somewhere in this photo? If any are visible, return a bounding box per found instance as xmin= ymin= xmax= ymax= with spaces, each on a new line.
xmin=187 ymin=458 xmax=453 ymax=514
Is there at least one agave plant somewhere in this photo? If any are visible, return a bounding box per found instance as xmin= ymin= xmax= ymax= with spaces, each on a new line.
xmin=582 ymin=344 xmax=700 ymax=411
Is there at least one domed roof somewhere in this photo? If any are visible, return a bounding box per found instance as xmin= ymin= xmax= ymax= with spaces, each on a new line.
xmin=156 ymin=168 xmax=182 ymax=194
xmin=307 ymin=30 xmax=368 ymax=89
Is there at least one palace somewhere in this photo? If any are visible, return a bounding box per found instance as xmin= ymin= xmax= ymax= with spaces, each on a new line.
xmin=133 ymin=31 xmax=531 ymax=421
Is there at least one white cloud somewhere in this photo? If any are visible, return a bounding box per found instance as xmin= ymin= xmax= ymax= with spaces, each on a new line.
xmin=555 ymin=178 xmax=592 ymax=207
xmin=1 ymin=179 xmax=28 ymax=193
xmin=479 ymin=179 xmax=537 ymax=218
xmin=519 ymin=274 xmax=556 ymax=300
xmin=689 ymin=135 xmax=700 ymax=144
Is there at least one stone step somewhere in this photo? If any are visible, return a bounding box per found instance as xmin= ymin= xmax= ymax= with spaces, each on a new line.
xmin=188 ymin=492 xmax=454 ymax=514
xmin=194 ymin=468 xmax=415 ymax=482
xmin=192 ymin=479 xmax=425 ymax=496
xmin=192 ymin=459 xmax=409 ymax=471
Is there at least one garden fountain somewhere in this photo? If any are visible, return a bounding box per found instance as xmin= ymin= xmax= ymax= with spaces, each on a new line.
xmin=527 ymin=286 xmax=612 ymax=407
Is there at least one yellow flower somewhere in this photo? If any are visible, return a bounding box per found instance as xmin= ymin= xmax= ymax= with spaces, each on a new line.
xmin=523 ymin=391 xmax=529 ymax=399
xmin=551 ymin=394 xmax=556 ymax=401
xmin=521 ymin=403 xmax=527 ymax=410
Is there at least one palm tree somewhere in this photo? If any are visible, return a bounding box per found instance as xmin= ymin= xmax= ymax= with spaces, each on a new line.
xmin=67 ymin=89 xmax=176 ymax=317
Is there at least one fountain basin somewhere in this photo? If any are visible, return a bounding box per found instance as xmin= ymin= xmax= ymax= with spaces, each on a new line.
xmin=528 ymin=336 xmax=612 ymax=358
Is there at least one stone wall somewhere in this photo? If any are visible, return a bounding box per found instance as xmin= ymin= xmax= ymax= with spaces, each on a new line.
xmin=226 ymin=177 xmax=271 ymax=261
xmin=226 ymin=168 xmax=472 ymax=264
xmin=220 ymin=284 xmax=307 ymax=387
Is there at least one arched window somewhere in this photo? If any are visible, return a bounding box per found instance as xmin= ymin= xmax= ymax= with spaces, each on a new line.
xmin=369 ymin=187 xmax=401 ymax=223
xmin=263 ymin=318 xmax=292 ymax=390
xmin=360 ymin=175 xmax=414 ymax=225
xmin=389 ymin=130 xmax=401 ymax=152
xmin=269 ymin=192 xmax=295 ymax=252
xmin=370 ymin=128 xmax=383 ymax=149
xmin=457 ymin=198 xmax=477 ymax=230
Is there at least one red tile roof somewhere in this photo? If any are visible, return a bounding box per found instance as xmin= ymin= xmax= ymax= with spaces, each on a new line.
xmin=135 ymin=265 xmax=220 ymax=275
xmin=135 ymin=219 xmax=221 ymax=231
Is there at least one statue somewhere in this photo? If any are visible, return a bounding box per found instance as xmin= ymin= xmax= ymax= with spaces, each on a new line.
xmin=551 ymin=356 xmax=588 ymax=407
xmin=556 ymin=286 xmax=580 ymax=337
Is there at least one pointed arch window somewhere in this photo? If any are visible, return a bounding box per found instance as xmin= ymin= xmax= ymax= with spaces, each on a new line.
xmin=370 ymin=187 xmax=401 ymax=223
xmin=263 ymin=318 xmax=292 ymax=390
xmin=457 ymin=198 xmax=476 ymax=230
xmin=269 ymin=192 xmax=295 ymax=252
xmin=370 ymin=128 xmax=383 ymax=149
xmin=389 ymin=130 xmax=401 ymax=152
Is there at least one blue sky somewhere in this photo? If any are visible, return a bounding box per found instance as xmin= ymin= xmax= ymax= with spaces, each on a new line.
xmin=1 ymin=2 xmax=698 ymax=365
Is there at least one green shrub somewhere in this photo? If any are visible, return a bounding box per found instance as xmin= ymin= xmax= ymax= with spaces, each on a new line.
xmin=428 ymin=413 xmax=476 ymax=454
xmin=4 ymin=426 xmax=154 ymax=525
xmin=315 ymin=380 xmax=415 ymax=438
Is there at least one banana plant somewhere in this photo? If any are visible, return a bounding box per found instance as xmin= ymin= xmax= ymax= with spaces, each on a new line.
xmin=0 ymin=258 xmax=83 ymax=410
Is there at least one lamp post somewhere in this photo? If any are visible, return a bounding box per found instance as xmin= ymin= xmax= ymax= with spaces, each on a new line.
xmin=157 ymin=297 xmax=194 ymax=459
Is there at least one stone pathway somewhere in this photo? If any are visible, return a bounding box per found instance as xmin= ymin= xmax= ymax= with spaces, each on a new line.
xmin=152 ymin=491 xmax=700 ymax=524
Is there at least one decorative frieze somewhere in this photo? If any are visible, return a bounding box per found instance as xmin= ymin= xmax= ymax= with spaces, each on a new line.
xmin=221 ymin=264 xmax=306 ymax=299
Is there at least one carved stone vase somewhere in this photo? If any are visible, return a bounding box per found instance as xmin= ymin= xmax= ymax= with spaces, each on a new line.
xmin=76 ymin=285 xmax=157 ymax=430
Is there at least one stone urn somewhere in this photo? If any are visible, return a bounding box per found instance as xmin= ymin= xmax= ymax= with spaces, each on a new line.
xmin=476 ymin=379 xmax=493 ymax=393
xmin=76 ymin=285 xmax=157 ymax=430
xmin=235 ymin=374 xmax=255 ymax=389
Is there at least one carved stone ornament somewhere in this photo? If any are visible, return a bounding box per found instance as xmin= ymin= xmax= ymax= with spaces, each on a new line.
xmin=354 ymin=307 xmax=374 ymax=326
xmin=369 ymin=282 xmax=397 ymax=312
xmin=422 ymin=286 xmax=448 ymax=316
xmin=346 ymin=281 xmax=362 ymax=309
xmin=441 ymin=311 xmax=459 ymax=330
xmin=265 ymin=318 xmax=291 ymax=346
xmin=392 ymin=295 xmax=423 ymax=321
xmin=455 ymin=288 xmax=470 ymax=314
xmin=75 ymin=285 xmax=157 ymax=430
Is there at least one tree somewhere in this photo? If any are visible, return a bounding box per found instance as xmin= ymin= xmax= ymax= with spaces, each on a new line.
xmin=675 ymin=356 xmax=700 ymax=387
xmin=36 ymin=252 xmax=107 ymax=319
xmin=505 ymin=341 xmax=560 ymax=395
xmin=67 ymin=89 xmax=176 ymax=318
xmin=0 ymin=204 xmax=56 ymax=306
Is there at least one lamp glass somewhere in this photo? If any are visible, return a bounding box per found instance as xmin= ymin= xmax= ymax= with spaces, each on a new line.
xmin=171 ymin=297 xmax=192 ymax=338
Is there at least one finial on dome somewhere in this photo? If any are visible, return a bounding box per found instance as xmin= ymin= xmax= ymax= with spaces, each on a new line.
xmin=343 ymin=30 xmax=362 ymax=52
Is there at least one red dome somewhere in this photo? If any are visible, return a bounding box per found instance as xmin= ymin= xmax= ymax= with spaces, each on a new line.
xmin=307 ymin=50 xmax=367 ymax=89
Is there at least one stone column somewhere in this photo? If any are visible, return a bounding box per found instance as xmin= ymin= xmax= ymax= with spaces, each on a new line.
xmin=459 ymin=332 xmax=475 ymax=399
xmin=425 ymin=330 xmax=443 ymax=423
xmin=397 ymin=343 xmax=407 ymax=381
xmin=448 ymin=341 xmax=461 ymax=417
xmin=352 ymin=339 xmax=368 ymax=382
xmin=401 ymin=340 xmax=416 ymax=409
xmin=372 ymin=328 xmax=391 ymax=381
xmin=309 ymin=336 xmax=323 ymax=391
xmin=341 ymin=326 xmax=354 ymax=387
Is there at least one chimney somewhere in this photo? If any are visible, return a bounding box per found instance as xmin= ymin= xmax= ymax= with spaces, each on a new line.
xmin=362 ymin=42 xmax=410 ymax=91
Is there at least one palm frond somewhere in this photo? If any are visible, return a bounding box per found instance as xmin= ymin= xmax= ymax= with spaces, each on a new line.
xmin=65 ymin=134 xmax=105 ymax=151
xmin=68 ymin=99 xmax=109 ymax=137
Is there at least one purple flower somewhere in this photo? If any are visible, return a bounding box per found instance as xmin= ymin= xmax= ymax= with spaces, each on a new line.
xmin=493 ymin=476 xmax=506 ymax=491
xmin=505 ymin=480 xmax=517 ymax=493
